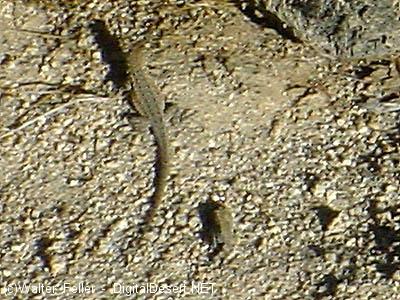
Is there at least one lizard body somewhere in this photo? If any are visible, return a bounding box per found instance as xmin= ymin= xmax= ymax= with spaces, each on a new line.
xmin=128 ymin=43 xmax=170 ymax=223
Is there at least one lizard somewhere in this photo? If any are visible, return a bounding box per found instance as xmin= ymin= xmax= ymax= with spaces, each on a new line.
xmin=127 ymin=40 xmax=170 ymax=227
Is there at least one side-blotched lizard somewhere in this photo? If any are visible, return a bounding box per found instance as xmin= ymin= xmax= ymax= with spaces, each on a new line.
xmin=127 ymin=41 xmax=170 ymax=225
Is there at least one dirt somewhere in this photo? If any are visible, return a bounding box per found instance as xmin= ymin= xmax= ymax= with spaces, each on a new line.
xmin=1 ymin=1 xmax=400 ymax=299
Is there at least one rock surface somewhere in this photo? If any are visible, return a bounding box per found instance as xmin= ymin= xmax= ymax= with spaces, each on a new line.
xmin=249 ymin=0 xmax=400 ymax=58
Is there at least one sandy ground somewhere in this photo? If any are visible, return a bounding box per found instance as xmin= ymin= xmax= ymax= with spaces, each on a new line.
xmin=1 ymin=1 xmax=400 ymax=299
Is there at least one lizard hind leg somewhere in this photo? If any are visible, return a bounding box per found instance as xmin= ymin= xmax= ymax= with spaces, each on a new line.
xmin=124 ymin=113 xmax=150 ymax=137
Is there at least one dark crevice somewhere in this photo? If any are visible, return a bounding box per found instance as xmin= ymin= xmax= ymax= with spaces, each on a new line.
xmin=367 ymin=200 xmax=400 ymax=278
xmin=32 ymin=237 xmax=53 ymax=271
xmin=312 ymin=273 xmax=339 ymax=299
xmin=313 ymin=205 xmax=340 ymax=231
xmin=198 ymin=199 xmax=228 ymax=260
xmin=229 ymin=0 xmax=301 ymax=43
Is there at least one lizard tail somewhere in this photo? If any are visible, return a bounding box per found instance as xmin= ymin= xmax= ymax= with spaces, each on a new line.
xmin=143 ymin=146 xmax=170 ymax=224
